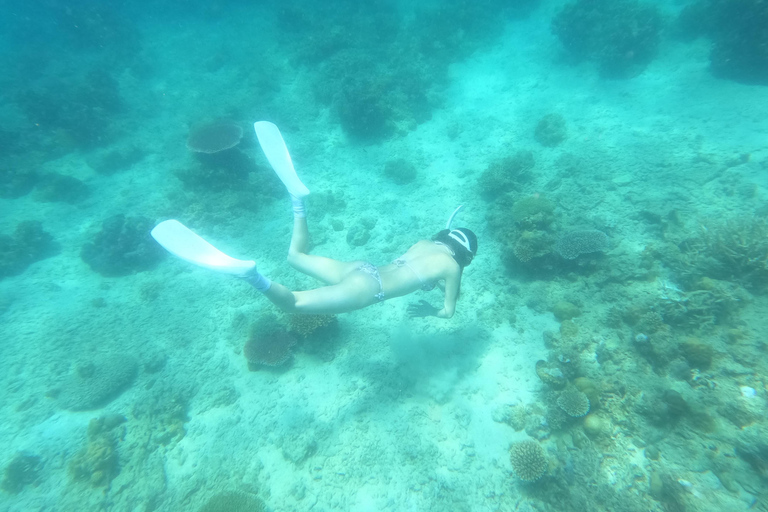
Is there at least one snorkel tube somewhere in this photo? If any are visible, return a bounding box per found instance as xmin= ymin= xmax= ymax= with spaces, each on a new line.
xmin=446 ymin=205 xmax=464 ymax=230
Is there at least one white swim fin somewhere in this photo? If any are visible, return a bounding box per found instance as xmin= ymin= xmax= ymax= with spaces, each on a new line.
xmin=254 ymin=121 xmax=310 ymax=198
xmin=151 ymin=219 xmax=256 ymax=275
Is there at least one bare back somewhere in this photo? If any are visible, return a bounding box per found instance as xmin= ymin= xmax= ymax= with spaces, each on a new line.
xmin=378 ymin=240 xmax=461 ymax=300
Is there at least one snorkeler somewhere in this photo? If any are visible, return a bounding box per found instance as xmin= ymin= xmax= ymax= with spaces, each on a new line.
xmin=151 ymin=122 xmax=477 ymax=319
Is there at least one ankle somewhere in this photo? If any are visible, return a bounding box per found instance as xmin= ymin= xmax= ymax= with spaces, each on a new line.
xmin=291 ymin=194 xmax=306 ymax=218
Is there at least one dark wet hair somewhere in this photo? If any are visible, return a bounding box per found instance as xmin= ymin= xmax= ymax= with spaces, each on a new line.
xmin=432 ymin=228 xmax=478 ymax=268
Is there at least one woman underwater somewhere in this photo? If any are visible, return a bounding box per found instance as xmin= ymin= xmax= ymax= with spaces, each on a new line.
xmin=152 ymin=122 xmax=477 ymax=319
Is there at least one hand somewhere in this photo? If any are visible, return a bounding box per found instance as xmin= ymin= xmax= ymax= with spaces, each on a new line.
xmin=407 ymin=300 xmax=440 ymax=318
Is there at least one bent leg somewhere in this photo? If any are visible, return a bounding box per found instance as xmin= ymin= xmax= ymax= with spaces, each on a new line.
xmin=262 ymin=281 xmax=297 ymax=311
xmin=287 ymin=216 xmax=361 ymax=284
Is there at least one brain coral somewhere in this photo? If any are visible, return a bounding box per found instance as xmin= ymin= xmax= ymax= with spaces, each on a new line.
xmin=557 ymin=389 xmax=591 ymax=417
xmin=58 ymin=354 xmax=138 ymax=411
xmin=509 ymin=441 xmax=548 ymax=482
xmin=554 ymin=229 xmax=609 ymax=259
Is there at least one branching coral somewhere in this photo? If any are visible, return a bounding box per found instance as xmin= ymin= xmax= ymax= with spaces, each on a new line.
xmin=557 ymin=389 xmax=591 ymax=417
xmin=660 ymin=216 xmax=768 ymax=294
xmin=509 ymin=441 xmax=548 ymax=481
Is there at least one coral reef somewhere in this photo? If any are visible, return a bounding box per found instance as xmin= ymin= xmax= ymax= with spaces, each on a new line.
xmin=656 ymin=278 xmax=748 ymax=331
xmin=0 ymin=221 xmax=59 ymax=279
xmin=34 ymin=173 xmax=90 ymax=204
xmin=383 ymin=158 xmax=418 ymax=184
xmin=0 ymin=165 xmax=39 ymax=199
xmin=534 ymin=113 xmax=568 ymax=147
xmin=678 ymin=0 xmax=768 ymax=84
xmin=68 ymin=415 xmax=126 ymax=487
xmin=80 ymin=215 xmax=165 ymax=276
xmin=478 ymin=151 xmax=535 ymax=199
xmin=554 ymin=230 xmax=609 ymax=259
xmin=551 ymin=301 xmax=581 ymax=321
xmin=198 ymin=491 xmax=266 ymax=512
xmin=679 ymin=337 xmax=714 ymax=370
xmin=1 ymin=453 xmax=42 ymax=494
xmin=180 ymin=121 xmax=256 ymax=192
xmin=512 ymin=230 xmax=555 ymax=264
xmin=283 ymin=0 xmax=532 ymax=141
xmin=16 ymin=68 xmax=124 ymax=149
xmin=552 ymin=0 xmax=663 ymax=78
xmin=670 ymin=217 xmax=768 ymax=292
xmin=509 ymin=440 xmax=547 ymax=481
xmin=510 ymin=195 xmax=555 ymax=229
xmin=244 ymin=316 xmax=298 ymax=367
xmin=57 ymin=354 xmax=138 ymax=411
xmin=557 ymin=389 xmax=590 ymax=417
xmin=535 ymin=359 xmax=567 ymax=389
xmin=336 ymin=76 xmax=401 ymax=141
xmin=487 ymin=193 xmax=561 ymax=273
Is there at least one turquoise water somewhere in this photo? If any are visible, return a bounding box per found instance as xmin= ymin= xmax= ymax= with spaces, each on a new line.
xmin=1 ymin=0 xmax=767 ymax=510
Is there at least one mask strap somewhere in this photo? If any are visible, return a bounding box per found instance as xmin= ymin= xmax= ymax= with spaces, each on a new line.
xmin=448 ymin=230 xmax=471 ymax=253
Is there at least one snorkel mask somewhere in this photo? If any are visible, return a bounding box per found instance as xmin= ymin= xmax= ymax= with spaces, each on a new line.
xmin=442 ymin=205 xmax=477 ymax=264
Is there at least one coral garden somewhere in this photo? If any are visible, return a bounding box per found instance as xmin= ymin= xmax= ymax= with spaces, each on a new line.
xmin=0 ymin=221 xmax=58 ymax=280
xmin=80 ymin=215 xmax=165 ymax=277
xmin=552 ymin=0 xmax=663 ymax=78
xmin=678 ymin=0 xmax=768 ymax=84
xmin=1 ymin=1 xmax=768 ymax=511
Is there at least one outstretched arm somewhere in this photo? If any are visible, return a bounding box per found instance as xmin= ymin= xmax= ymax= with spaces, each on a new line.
xmin=436 ymin=267 xmax=461 ymax=319
xmin=407 ymin=267 xmax=461 ymax=319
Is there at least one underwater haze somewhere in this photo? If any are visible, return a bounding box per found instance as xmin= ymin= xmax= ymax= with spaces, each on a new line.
xmin=1 ymin=0 xmax=768 ymax=510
